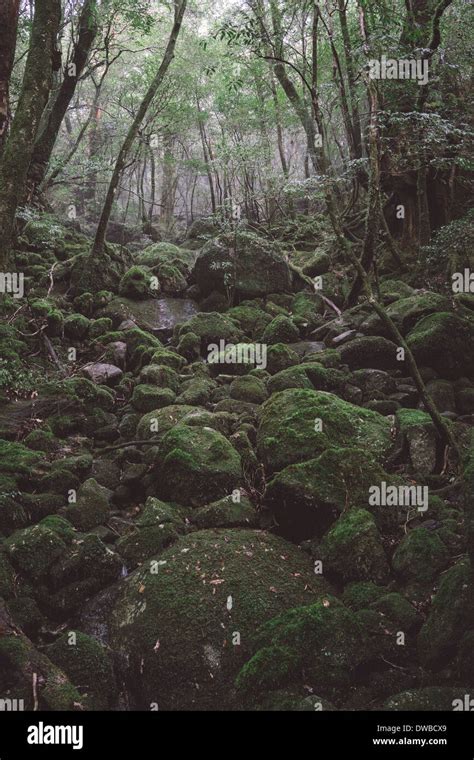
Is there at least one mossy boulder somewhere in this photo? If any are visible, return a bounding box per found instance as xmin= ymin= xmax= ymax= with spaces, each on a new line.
xmin=116 ymin=523 xmax=179 ymax=568
xmin=191 ymin=494 xmax=258 ymax=529
xmin=0 ymin=439 xmax=41 ymax=492
xmin=45 ymin=631 xmax=117 ymax=710
xmin=339 ymin=336 xmax=400 ymax=371
xmin=317 ymin=509 xmax=390 ymax=584
xmin=136 ymin=404 xmax=206 ymax=442
xmin=194 ymin=231 xmax=293 ymax=298
xmin=406 ymin=312 xmax=474 ymax=379
xmin=266 ymin=343 xmax=300 ymax=374
xmin=178 ymin=312 xmax=243 ymax=353
xmin=262 ymin=315 xmax=299 ymax=344
xmin=417 ymin=560 xmax=474 ymax=669
xmin=236 ymin=596 xmax=369 ymax=701
xmin=64 ymin=314 xmax=91 ymax=340
xmin=230 ymin=376 xmax=268 ymax=404
xmin=227 ymin=303 xmax=272 ymax=339
xmin=153 ymin=424 xmax=242 ymax=506
xmin=65 ymin=478 xmax=111 ymax=532
xmin=131 ymin=384 xmax=176 ymax=412
xmin=96 ymin=529 xmax=328 ymax=710
xmin=257 ymin=389 xmax=393 ymax=474
xmin=392 ymin=527 xmax=450 ymax=584
xmin=265 ymin=447 xmax=397 ymax=541
xmin=119 ymin=265 xmax=159 ymax=300
xmin=362 ymin=292 xmax=450 ymax=336
xmin=5 ymin=520 xmax=69 ymax=579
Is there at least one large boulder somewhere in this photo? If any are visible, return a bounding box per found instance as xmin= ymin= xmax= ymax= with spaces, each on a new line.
xmin=85 ymin=529 xmax=328 ymax=710
xmin=194 ymin=231 xmax=293 ymax=298
xmin=153 ymin=424 xmax=242 ymax=506
xmin=406 ymin=312 xmax=474 ymax=379
xmin=257 ymin=389 xmax=394 ymax=474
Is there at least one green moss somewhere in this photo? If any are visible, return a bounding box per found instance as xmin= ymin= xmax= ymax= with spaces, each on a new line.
xmin=63 ymin=313 xmax=90 ymax=340
xmin=257 ymin=389 xmax=394 ymax=474
xmin=131 ymin=384 xmax=176 ymax=412
xmin=236 ymin=596 xmax=369 ymax=701
xmin=155 ymin=424 xmax=242 ymax=506
xmin=236 ymin=645 xmax=300 ymax=694
xmin=45 ymin=632 xmax=116 ymax=710
xmin=138 ymin=364 xmax=180 ymax=392
xmin=66 ymin=478 xmax=110 ymax=531
xmin=117 ymin=523 xmax=179 ymax=568
xmin=417 ymin=560 xmax=474 ymax=669
xmin=106 ymin=529 xmax=327 ymax=710
xmin=5 ymin=523 xmax=67 ymax=578
xmin=227 ymin=303 xmax=271 ymax=339
xmin=265 ymin=343 xmax=299 ymax=374
xmin=262 ymin=315 xmax=299 ymax=344
xmin=392 ymin=527 xmax=450 ymax=583
xmin=342 ymin=581 xmax=386 ymax=610
xmin=230 ymin=375 xmax=268 ymax=404
xmin=89 ymin=317 xmax=113 ymax=339
xmin=370 ymin=593 xmax=420 ymax=630
xmin=192 ymin=494 xmax=258 ymax=529
xmin=318 ymin=509 xmax=390 ymax=584
xmin=149 ymin=348 xmax=186 ymax=371
xmin=406 ymin=312 xmax=474 ymax=379
xmin=136 ymin=404 xmax=200 ymax=440
xmin=119 ymin=265 xmax=158 ymax=299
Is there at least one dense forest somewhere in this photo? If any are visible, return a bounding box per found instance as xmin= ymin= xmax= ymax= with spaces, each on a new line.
xmin=0 ymin=0 xmax=473 ymax=716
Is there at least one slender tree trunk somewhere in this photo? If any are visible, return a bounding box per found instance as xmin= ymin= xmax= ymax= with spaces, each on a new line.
xmin=196 ymin=97 xmax=217 ymax=215
xmin=0 ymin=0 xmax=21 ymax=154
xmin=26 ymin=0 xmax=99 ymax=197
xmin=0 ymin=0 xmax=61 ymax=269
xmin=91 ymin=0 xmax=187 ymax=256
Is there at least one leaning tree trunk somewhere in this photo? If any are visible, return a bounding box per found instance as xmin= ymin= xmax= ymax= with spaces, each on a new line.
xmin=26 ymin=0 xmax=99 ymax=199
xmin=0 ymin=0 xmax=62 ymax=269
xmin=0 ymin=0 xmax=21 ymax=155
xmin=91 ymin=0 xmax=187 ymax=257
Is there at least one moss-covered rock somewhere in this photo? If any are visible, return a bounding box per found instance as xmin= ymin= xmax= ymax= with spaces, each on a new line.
xmin=392 ymin=527 xmax=450 ymax=584
xmin=362 ymin=292 xmax=450 ymax=336
xmin=194 ymin=231 xmax=293 ymax=298
xmin=317 ymin=509 xmax=390 ymax=584
xmin=236 ymin=596 xmax=368 ymax=701
xmin=227 ymin=303 xmax=272 ymax=339
xmin=65 ymin=478 xmax=111 ymax=532
xmin=153 ymin=424 xmax=242 ymax=506
xmin=45 ymin=631 xmax=117 ymax=710
xmin=229 ymin=376 xmax=268 ymax=404
xmin=257 ymin=389 xmax=394 ymax=474
xmin=406 ymin=312 xmax=474 ymax=379
xmin=116 ymin=524 xmax=179 ymax=568
xmin=191 ymin=494 xmax=258 ymax=529
xmin=119 ymin=265 xmax=159 ymax=299
xmin=265 ymin=343 xmax=300 ymax=374
xmin=417 ymin=560 xmax=474 ymax=669
xmin=136 ymin=404 xmax=202 ymax=440
xmin=262 ymin=315 xmax=299 ymax=344
xmin=101 ymin=529 xmax=327 ymax=710
xmin=131 ymin=384 xmax=176 ymax=412
xmin=178 ymin=312 xmax=243 ymax=353
xmin=339 ymin=336 xmax=400 ymax=371
xmin=63 ymin=313 xmax=90 ymax=340
xmin=5 ymin=521 xmax=68 ymax=579
xmin=265 ymin=447 xmax=397 ymax=541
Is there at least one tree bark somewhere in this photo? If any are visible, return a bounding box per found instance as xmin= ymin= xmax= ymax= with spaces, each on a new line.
xmin=26 ymin=0 xmax=99 ymax=198
xmin=0 ymin=0 xmax=21 ymax=154
xmin=0 ymin=0 xmax=62 ymax=269
xmin=91 ymin=0 xmax=187 ymax=256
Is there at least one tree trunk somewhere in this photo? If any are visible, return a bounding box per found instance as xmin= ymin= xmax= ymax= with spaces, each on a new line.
xmin=26 ymin=0 xmax=99 ymax=198
xmin=91 ymin=0 xmax=187 ymax=256
xmin=0 ymin=0 xmax=21 ymax=154
xmin=0 ymin=0 xmax=61 ymax=269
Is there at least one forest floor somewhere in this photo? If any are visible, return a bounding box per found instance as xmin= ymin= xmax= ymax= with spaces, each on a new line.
xmin=0 ymin=214 xmax=473 ymax=711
